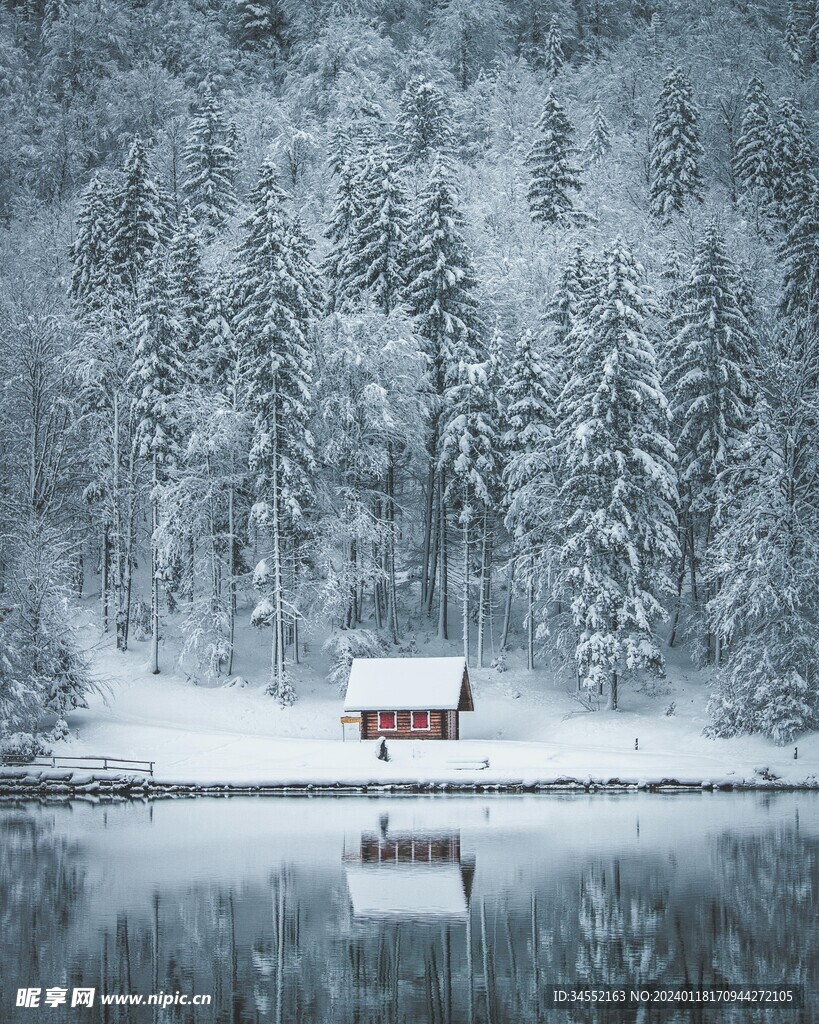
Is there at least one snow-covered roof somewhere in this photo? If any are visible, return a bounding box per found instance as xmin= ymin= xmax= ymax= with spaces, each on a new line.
xmin=345 ymin=865 xmax=470 ymax=919
xmin=343 ymin=657 xmax=473 ymax=712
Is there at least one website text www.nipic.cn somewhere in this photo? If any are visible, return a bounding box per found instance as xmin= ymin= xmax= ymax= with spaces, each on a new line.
xmin=16 ymin=987 xmax=212 ymax=1010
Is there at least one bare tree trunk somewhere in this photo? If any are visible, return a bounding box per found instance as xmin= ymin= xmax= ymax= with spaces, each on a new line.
xmin=226 ymin=480 xmax=236 ymax=675
xmin=608 ymin=669 xmax=618 ymax=710
xmin=270 ymin=409 xmax=287 ymax=696
xmin=150 ymin=454 xmax=160 ymax=675
xmin=100 ymin=523 xmax=110 ymax=634
xmin=500 ymin=556 xmax=515 ymax=649
xmin=527 ymin=558 xmax=535 ymax=672
xmin=122 ymin=444 xmax=138 ymax=652
xmin=437 ymin=474 xmax=448 ymax=639
xmin=461 ymin=488 xmax=470 ymax=666
xmin=386 ymin=456 xmax=400 ymax=643
xmin=668 ymin=525 xmax=688 ymax=648
xmin=421 ymin=452 xmax=436 ymax=607
xmin=477 ymin=510 xmax=488 ymax=667
xmin=112 ymin=392 xmax=127 ymax=651
xmin=426 ymin=485 xmax=439 ymax=618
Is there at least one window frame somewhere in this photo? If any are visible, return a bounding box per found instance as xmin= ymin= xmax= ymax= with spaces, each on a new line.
xmin=377 ymin=710 xmax=398 ymax=732
xmin=410 ymin=710 xmax=431 ymax=732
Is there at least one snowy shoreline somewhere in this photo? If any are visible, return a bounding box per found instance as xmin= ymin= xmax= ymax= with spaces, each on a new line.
xmin=2 ymin=768 xmax=818 ymax=799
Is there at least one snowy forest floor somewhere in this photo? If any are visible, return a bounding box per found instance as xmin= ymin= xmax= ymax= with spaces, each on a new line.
xmin=46 ymin=600 xmax=819 ymax=789
xmin=39 ymin=598 xmax=818 ymax=786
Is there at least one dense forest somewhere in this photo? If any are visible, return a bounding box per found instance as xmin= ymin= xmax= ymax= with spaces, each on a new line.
xmin=0 ymin=0 xmax=817 ymax=751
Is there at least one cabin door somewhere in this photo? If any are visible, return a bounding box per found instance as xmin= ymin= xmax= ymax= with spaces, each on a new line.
xmin=446 ymin=710 xmax=458 ymax=739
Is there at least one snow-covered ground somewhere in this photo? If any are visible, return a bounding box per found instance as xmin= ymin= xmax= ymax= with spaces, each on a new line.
xmin=45 ymin=603 xmax=819 ymax=789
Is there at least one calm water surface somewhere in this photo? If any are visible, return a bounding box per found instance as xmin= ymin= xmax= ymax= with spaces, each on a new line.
xmin=0 ymin=793 xmax=817 ymax=1022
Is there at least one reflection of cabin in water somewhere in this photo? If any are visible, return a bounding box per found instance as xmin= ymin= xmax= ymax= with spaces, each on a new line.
xmin=343 ymin=657 xmax=474 ymax=740
xmin=343 ymin=827 xmax=475 ymax=920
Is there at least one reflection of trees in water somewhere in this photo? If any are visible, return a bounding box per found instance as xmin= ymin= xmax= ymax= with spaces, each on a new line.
xmin=0 ymin=810 xmax=86 ymax=984
xmin=708 ymin=827 xmax=819 ymax=1023
xmin=3 ymin=812 xmax=819 ymax=1023
xmin=575 ymin=860 xmax=670 ymax=988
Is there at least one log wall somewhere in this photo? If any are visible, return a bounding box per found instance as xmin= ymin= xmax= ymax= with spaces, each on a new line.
xmin=360 ymin=710 xmax=457 ymax=740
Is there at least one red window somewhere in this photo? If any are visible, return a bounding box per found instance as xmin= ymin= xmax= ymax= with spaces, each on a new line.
xmin=411 ymin=711 xmax=430 ymax=731
xmin=378 ymin=711 xmax=397 ymax=731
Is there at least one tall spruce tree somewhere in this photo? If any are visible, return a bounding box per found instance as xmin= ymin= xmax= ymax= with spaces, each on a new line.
xmin=526 ymin=89 xmax=582 ymax=226
xmin=131 ymin=257 xmax=185 ymax=675
xmin=733 ymin=76 xmax=773 ymax=210
xmin=440 ymin=358 xmax=498 ymax=666
xmin=665 ymin=222 xmax=756 ymax=660
xmin=544 ymin=17 xmax=564 ymax=78
xmin=650 ymin=66 xmax=703 ymax=221
xmin=406 ymin=155 xmax=481 ymax=636
xmin=236 ymin=0 xmax=287 ymax=55
xmin=323 ymin=123 xmax=363 ymax=313
xmin=167 ymin=204 xmax=207 ymax=363
xmin=770 ymin=98 xmax=815 ymax=232
xmin=69 ymin=174 xmax=115 ymax=312
xmin=502 ymin=329 xmax=555 ymax=670
xmin=183 ymin=81 xmax=237 ymax=234
xmin=583 ymin=104 xmax=611 ymax=166
xmin=708 ymin=329 xmax=819 ymax=744
xmin=109 ymin=136 xmax=165 ymax=296
xmin=784 ymin=0 xmax=805 ymax=71
xmin=559 ymin=239 xmax=678 ymax=709
xmin=397 ymin=76 xmax=455 ymax=166
xmin=234 ymin=159 xmax=317 ymax=704
xmin=343 ymin=146 xmax=409 ymax=315
xmin=780 ymin=184 xmax=819 ymax=318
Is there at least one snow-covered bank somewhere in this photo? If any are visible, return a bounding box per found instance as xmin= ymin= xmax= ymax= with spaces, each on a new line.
xmin=27 ymin=615 xmax=816 ymax=795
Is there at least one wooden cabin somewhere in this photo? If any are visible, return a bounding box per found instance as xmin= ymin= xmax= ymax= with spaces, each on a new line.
xmin=343 ymin=656 xmax=474 ymax=740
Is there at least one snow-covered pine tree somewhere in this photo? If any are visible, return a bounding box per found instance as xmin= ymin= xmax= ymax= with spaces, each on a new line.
xmin=342 ymin=145 xmax=409 ymax=315
xmin=785 ymin=0 xmax=805 ymax=72
xmin=780 ymin=184 xmax=819 ymax=319
xmin=502 ymin=329 xmax=555 ymax=670
xmin=544 ymin=17 xmax=564 ymax=78
xmin=517 ymin=0 xmax=544 ymax=68
xmin=559 ymin=238 xmax=678 ymax=709
xmin=167 ymin=203 xmax=206 ymax=364
xmin=650 ymin=66 xmax=703 ymax=221
xmin=397 ymin=76 xmax=455 ymax=166
xmin=109 ymin=136 xmax=165 ymax=296
xmin=131 ymin=256 xmax=185 ymax=674
xmin=707 ymin=327 xmax=819 ymax=744
xmin=665 ymin=222 xmax=756 ymax=660
xmin=583 ymin=104 xmax=611 ymax=166
xmin=1 ymin=520 xmax=95 ymax=739
xmin=405 ymin=154 xmax=482 ymax=635
xmin=200 ymin=273 xmax=247 ymax=675
xmin=314 ymin=307 xmax=424 ymax=640
xmin=526 ymin=89 xmax=582 ymax=226
xmin=769 ymin=98 xmax=815 ymax=232
xmin=440 ymin=358 xmax=498 ymax=666
xmin=183 ymin=80 xmax=237 ymax=234
xmin=733 ymin=76 xmax=773 ymax=212
xmin=235 ymin=0 xmax=287 ymax=55
xmin=322 ymin=122 xmax=362 ymax=313
xmin=548 ymin=244 xmax=595 ymax=348
xmin=234 ymin=158 xmax=317 ymax=704
xmin=69 ymin=174 xmax=115 ymax=312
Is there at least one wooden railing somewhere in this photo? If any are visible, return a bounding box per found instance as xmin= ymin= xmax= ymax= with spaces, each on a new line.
xmin=1 ymin=754 xmax=154 ymax=776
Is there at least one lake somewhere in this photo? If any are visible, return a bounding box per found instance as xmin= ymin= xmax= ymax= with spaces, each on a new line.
xmin=0 ymin=793 xmax=817 ymax=1022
